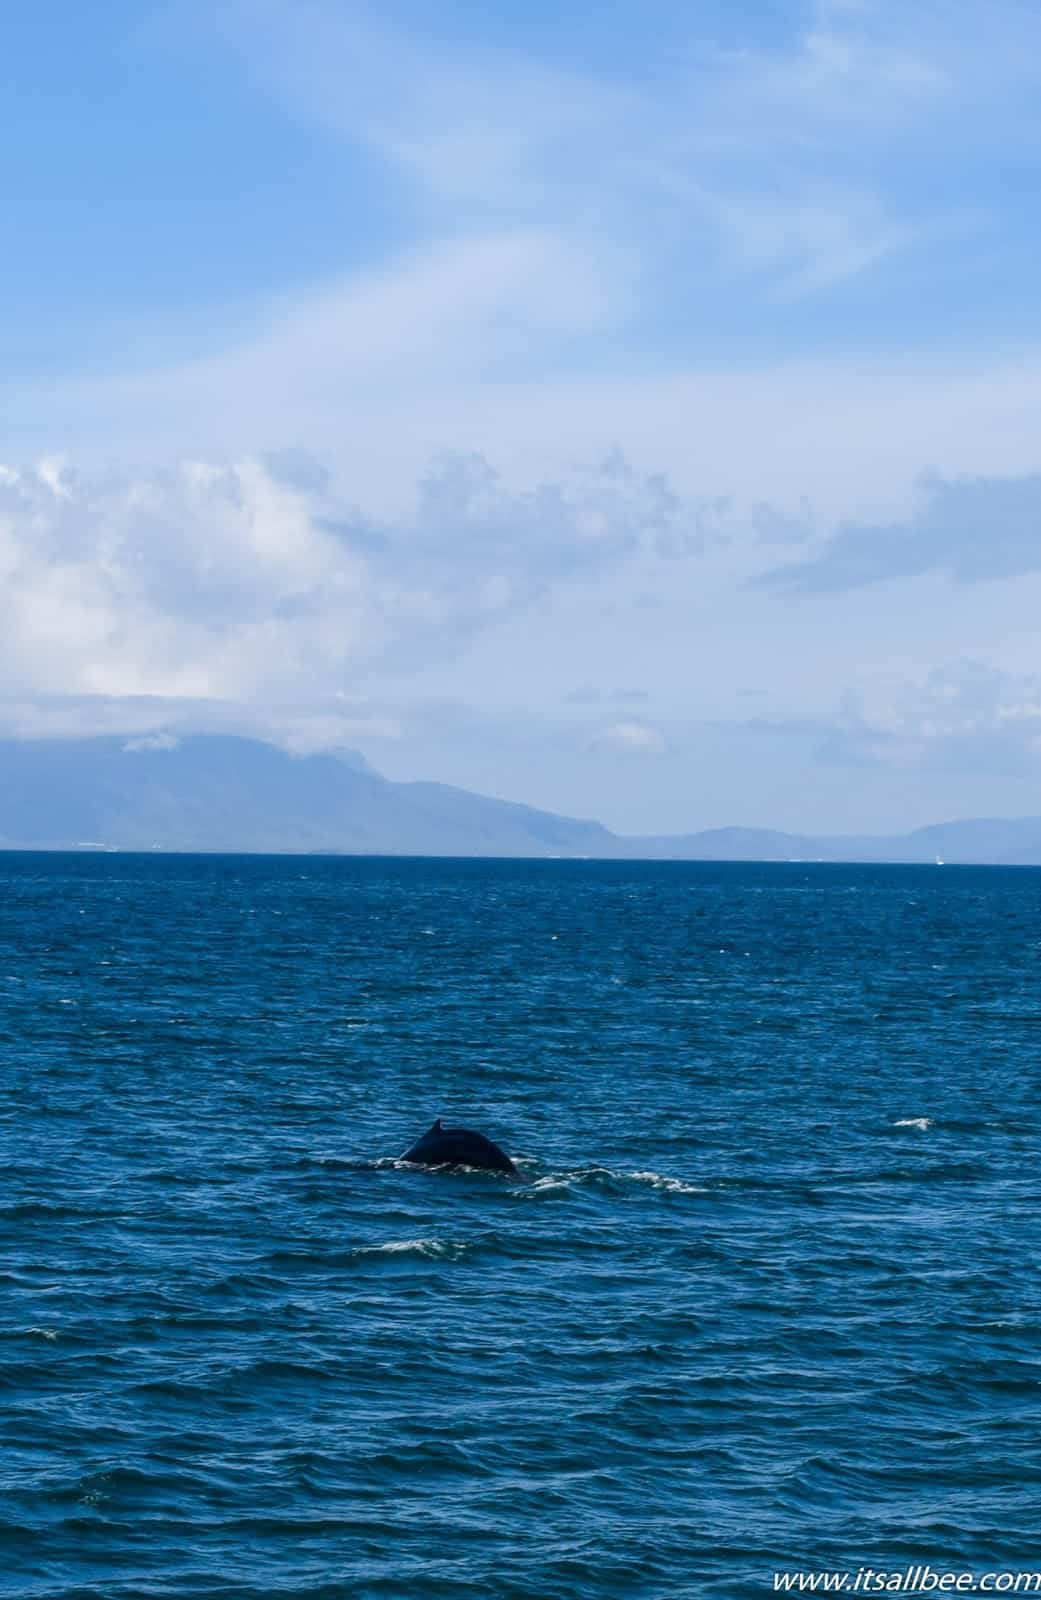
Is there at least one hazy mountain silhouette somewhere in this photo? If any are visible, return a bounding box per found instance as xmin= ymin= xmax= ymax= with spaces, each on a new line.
xmin=3 ymin=735 xmax=1041 ymax=864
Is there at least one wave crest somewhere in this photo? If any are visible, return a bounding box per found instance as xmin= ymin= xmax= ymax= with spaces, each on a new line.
xmin=362 ymin=1238 xmax=467 ymax=1260
xmin=521 ymin=1166 xmax=706 ymax=1198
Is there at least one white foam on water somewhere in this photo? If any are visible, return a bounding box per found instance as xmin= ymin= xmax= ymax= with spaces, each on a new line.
xmin=524 ymin=1167 xmax=707 ymax=1196
xmin=527 ymin=1175 xmax=574 ymax=1193
xmin=893 ymin=1117 xmax=933 ymax=1130
xmin=628 ymin=1170 xmax=709 ymax=1195
xmin=370 ymin=1238 xmax=462 ymax=1258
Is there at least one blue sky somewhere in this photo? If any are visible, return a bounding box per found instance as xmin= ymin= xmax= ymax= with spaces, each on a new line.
xmin=4 ymin=0 xmax=1041 ymax=833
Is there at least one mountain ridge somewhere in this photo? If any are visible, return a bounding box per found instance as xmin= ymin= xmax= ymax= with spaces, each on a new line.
xmin=2 ymin=733 xmax=1041 ymax=864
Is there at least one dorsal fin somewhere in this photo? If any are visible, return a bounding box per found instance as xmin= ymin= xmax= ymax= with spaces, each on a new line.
xmin=430 ymin=1117 xmax=442 ymax=1133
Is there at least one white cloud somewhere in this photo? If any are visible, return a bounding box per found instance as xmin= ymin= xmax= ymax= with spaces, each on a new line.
xmin=589 ymin=721 xmax=667 ymax=756
xmin=1 ymin=228 xmax=629 ymax=490
xmin=212 ymin=1 xmax=636 ymax=212
xmin=199 ymin=0 xmax=1041 ymax=311
xmin=814 ymin=661 xmax=1041 ymax=774
xmin=277 ymin=712 xmax=402 ymax=754
xmin=7 ymin=0 xmax=1041 ymax=527
xmin=700 ymin=6 xmax=952 ymax=139
xmin=5 ymin=0 xmax=1041 ymax=839
xmin=123 ymin=732 xmax=181 ymax=753
xmin=9 ymin=3 xmax=1041 ymax=508
xmin=0 ymin=456 xmax=375 ymax=704
xmin=0 ymin=449 xmax=714 ymax=745
xmin=763 ymin=470 xmax=1041 ymax=590
xmin=699 ymin=183 xmax=922 ymax=300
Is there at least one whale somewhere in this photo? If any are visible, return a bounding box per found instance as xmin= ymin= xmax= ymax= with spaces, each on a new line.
xmin=400 ymin=1119 xmax=517 ymax=1175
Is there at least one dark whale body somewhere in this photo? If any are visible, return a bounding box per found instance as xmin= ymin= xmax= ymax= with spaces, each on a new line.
xmin=400 ymin=1119 xmax=517 ymax=1175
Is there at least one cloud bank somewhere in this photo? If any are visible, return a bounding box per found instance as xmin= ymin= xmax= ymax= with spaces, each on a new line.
xmin=5 ymin=0 xmax=1041 ymax=833
xmin=0 ymin=449 xmax=721 ymax=742
xmin=764 ymin=474 xmax=1041 ymax=591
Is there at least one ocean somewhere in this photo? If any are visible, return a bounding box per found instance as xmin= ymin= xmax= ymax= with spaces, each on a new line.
xmin=3 ymin=853 xmax=1040 ymax=1598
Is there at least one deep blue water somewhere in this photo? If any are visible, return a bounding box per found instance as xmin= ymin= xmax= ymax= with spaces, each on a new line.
xmin=3 ymin=854 xmax=1041 ymax=1599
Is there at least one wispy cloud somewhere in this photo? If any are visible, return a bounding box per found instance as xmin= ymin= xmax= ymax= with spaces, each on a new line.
xmin=200 ymin=0 xmax=1000 ymax=306
xmin=762 ymin=472 xmax=1041 ymax=590
xmin=820 ymin=660 xmax=1041 ymax=774
xmin=589 ymin=721 xmax=667 ymax=756
xmin=0 ymin=449 xmax=714 ymax=740
xmin=6 ymin=0 xmax=1041 ymax=836
xmin=13 ymin=1 xmax=1041 ymax=476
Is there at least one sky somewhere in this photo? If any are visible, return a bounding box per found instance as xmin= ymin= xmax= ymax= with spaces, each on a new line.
xmin=4 ymin=0 xmax=1041 ymax=835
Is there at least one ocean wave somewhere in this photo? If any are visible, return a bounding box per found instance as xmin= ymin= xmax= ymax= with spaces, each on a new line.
xmin=520 ymin=1166 xmax=706 ymax=1198
xmin=259 ymin=1237 xmax=470 ymax=1271
xmin=7 ymin=854 xmax=1041 ymax=1598
xmin=360 ymin=1238 xmax=467 ymax=1259
xmin=627 ymin=1170 xmax=709 ymax=1195
xmin=382 ymin=1156 xmax=521 ymax=1178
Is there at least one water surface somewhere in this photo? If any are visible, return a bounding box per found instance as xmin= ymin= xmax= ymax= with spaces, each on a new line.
xmin=3 ymin=855 xmax=1040 ymax=1597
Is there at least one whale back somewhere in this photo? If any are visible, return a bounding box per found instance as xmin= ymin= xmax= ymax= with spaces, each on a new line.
xmin=400 ymin=1119 xmax=516 ymax=1174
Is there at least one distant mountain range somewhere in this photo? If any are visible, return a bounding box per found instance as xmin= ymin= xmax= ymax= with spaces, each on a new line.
xmin=2 ymin=734 xmax=1041 ymax=864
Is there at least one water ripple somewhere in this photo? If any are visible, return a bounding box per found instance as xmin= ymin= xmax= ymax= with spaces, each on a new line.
xmin=2 ymin=854 xmax=1039 ymax=1597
